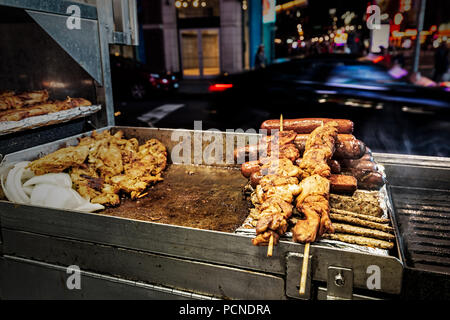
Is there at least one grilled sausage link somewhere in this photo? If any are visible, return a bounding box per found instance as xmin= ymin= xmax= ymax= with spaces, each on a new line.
xmin=340 ymin=159 xmax=378 ymax=171
xmin=343 ymin=169 xmax=385 ymax=190
xmin=241 ymin=160 xmax=261 ymax=178
xmin=294 ymin=134 xmax=366 ymax=159
xmin=261 ymin=118 xmax=354 ymax=134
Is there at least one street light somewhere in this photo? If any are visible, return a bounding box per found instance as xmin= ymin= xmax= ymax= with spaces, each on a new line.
xmin=394 ymin=13 xmax=403 ymax=25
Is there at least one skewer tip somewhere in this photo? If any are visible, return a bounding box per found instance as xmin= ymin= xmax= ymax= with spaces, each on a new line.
xmin=267 ymin=234 xmax=274 ymax=257
xmin=299 ymin=242 xmax=311 ymax=295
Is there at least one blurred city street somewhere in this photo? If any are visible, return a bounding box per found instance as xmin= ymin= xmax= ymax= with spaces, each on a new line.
xmin=110 ymin=0 xmax=450 ymax=157
xmin=114 ymin=78 xmax=450 ymax=157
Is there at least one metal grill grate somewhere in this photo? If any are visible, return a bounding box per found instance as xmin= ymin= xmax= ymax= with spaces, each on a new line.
xmin=390 ymin=186 xmax=450 ymax=274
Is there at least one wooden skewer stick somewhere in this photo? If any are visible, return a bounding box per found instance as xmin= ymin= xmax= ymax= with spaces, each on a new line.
xmin=299 ymin=242 xmax=310 ymax=295
xmin=267 ymin=233 xmax=274 ymax=257
xmin=267 ymin=114 xmax=284 ymax=257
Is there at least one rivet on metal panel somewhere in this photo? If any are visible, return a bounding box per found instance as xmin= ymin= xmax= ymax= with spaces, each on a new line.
xmin=327 ymin=266 xmax=353 ymax=300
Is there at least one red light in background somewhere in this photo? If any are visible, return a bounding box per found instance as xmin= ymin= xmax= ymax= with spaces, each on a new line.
xmin=373 ymin=56 xmax=385 ymax=63
xmin=208 ymin=84 xmax=233 ymax=92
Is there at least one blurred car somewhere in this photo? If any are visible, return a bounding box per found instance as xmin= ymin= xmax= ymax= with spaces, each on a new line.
xmin=208 ymin=54 xmax=450 ymax=116
xmin=110 ymin=55 xmax=179 ymax=100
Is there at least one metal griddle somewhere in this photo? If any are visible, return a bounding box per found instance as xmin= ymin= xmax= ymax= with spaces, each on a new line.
xmin=100 ymin=164 xmax=250 ymax=233
xmin=374 ymin=153 xmax=450 ymax=299
xmin=0 ymin=126 xmax=405 ymax=300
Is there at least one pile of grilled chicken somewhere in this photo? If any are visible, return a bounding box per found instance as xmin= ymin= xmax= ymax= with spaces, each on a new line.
xmin=0 ymin=90 xmax=91 ymax=122
xmin=27 ymin=130 xmax=167 ymax=206
xmin=238 ymin=118 xmax=394 ymax=250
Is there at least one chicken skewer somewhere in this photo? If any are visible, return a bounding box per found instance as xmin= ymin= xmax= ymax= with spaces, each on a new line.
xmin=294 ymin=121 xmax=339 ymax=295
xmin=250 ymin=116 xmax=302 ymax=254
xmin=267 ymin=114 xmax=284 ymax=257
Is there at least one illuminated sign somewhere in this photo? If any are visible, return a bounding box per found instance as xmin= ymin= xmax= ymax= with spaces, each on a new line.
xmin=263 ymin=0 xmax=276 ymax=24
xmin=371 ymin=24 xmax=390 ymax=53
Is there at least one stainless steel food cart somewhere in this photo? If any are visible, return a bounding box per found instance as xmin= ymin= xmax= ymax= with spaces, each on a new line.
xmin=1 ymin=0 xmax=449 ymax=301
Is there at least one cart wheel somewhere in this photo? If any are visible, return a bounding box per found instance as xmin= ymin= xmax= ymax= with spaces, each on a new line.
xmin=130 ymin=83 xmax=146 ymax=100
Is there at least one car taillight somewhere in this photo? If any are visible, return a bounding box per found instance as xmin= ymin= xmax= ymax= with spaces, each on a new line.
xmin=373 ymin=56 xmax=384 ymax=63
xmin=208 ymin=83 xmax=233 ymax=92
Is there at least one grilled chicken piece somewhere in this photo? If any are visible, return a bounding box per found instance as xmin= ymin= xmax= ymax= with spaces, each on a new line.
xmin=255 ymin=175 xmax=301 ymax=204
xmin=255 ymin=197 xmax=293 ymax=234
xmin=17 ymin=90 xmax=50 ymax=107
xmin=299 ymin=148 xmax=334 ymax=178
xmin=251 ymin=174 xmax=301 ymax=245
xmin=298 ymin=122 xmax=338 ymax=179
xmin=252 ymin=230 xmax=280 ymax=246
xmin=29 ymin=129 xmax=167 ymax=206
xmin=293 ymin=122 xmax=339 ymax=244
xmin=293 ymin=175 xmax=333 ymax=243
xmin=69 ymin=166 xmax=120 ymax=206
xmin=261 ymin=130 xmax=297 ymax=146
xmin=259 ymin=158 xmax=301 ymax=178
xmin=28 ymin=145 xmax=90 ymax=175
xmin=87 ymin=137 xmax=124 ymax=182
xmin=110 ymin=139 xmax=167 ymax=199
xmin=0 ymin=90 xmax=49 ymax=111
xmin=0 ymin=96 xmax=91 ymax=121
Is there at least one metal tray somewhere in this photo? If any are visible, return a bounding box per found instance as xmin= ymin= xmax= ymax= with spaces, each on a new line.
xmin=0 ymin=105 xmax=101 ymax=136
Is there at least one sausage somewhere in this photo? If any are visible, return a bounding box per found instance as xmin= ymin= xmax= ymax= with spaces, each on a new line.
xmin=328 ymin=159 xmax=341 ymax=174
xmin=332 ymin=223 xmax=395 ymax=241
xmin=321 ymin=233 xmax=394 ymax=250
xmin=261 ymin=118 xmax=354 ymax=134
xmin=294 ymin=134 xmax=366 ymax=159
xmin=329 ymin=174 xmax=357 ymax=194
xmin=234 ymin=144 xmax=264 ymax=162
xmin=340 ymin=159 xmax=378 ymax=171
xmin=333 ymin=138 xmax=366 ymax=159
xmin=250 ymin=171 xmax=265 ymax=188
xmin=329 ymin=191 xmax=383 ymax=217
xmin=359 ymin=152 xmax=374 ymax=162
xmin=235 ymin=143 xmax=300 ymax=163
xmin=342 ymin=169 xmax=385 ymax=190
xmin=241 ymin=160 xmax=261 ymax=178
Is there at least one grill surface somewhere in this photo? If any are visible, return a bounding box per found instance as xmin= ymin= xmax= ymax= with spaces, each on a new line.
xmin=390 ymin=186 xmax=450 ymax=274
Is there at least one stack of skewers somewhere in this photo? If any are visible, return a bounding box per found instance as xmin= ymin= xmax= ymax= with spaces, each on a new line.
xmin=236 ymin=117 xmax=395 ymax=294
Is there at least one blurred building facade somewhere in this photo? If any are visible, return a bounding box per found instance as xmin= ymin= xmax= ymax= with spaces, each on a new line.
xmin=137 ymin=0 xmax=247 ymax=79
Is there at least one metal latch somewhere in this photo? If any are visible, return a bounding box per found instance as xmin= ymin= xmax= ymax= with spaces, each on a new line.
xmin=286 ymin=252 xmax=312 ymax=300
xmin=327 ymin=266 xmax=353 ymax=300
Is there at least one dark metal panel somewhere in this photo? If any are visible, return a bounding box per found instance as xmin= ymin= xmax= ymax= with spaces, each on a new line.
xmin=0 ymin=200 xmax=403 ymax=294
xmin=0 ymin=201 xmax=289 ymax=275
xmin=0 ymin=118 xmax=87 ymax=156
xmin=0 ymin=0 xmax=98 ymax=19
xmin=0 ymin=7 xmax=98 ymax=101
xmin=26 ymin=10 xmax=103 ymax=84
xmin=2 ymin=229 xmax=286 ymax=299
xmin=374 ymin=152 xmax=450 ymax=190
xmin=0 ymin=256 xmax=197 ymax=300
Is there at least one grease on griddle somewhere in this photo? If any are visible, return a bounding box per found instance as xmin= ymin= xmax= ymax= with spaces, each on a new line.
xmin=100 ymin=164 xmax=251 ymax=233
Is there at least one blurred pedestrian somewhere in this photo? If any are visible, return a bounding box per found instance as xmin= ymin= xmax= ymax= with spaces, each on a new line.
xmin=433 ymin=42 xmax=449 ymax=83
xmin=254 ymin=44 xmax=266 ymax=69
xmin=379 ymin=46 xmax=392 ymax=68
xmin=392 ymin=46 xmax=405 ymax=68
